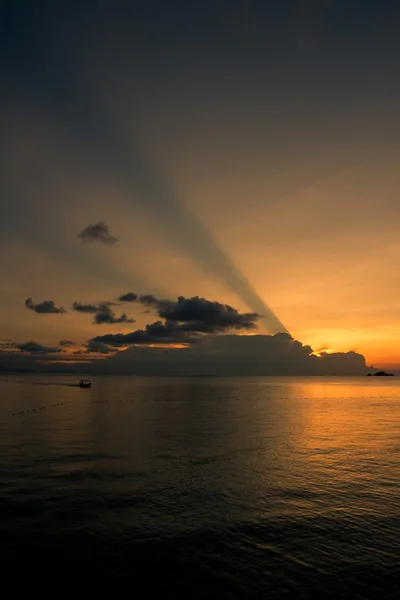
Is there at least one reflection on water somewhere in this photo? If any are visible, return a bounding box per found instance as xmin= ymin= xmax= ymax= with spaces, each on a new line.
xmin=0 ymin=375 xmax=399 ymax=595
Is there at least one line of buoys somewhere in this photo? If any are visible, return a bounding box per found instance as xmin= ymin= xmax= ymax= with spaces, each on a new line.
xmin=11 ymin=392 xmax=398 ymax=415
xmin=11 ymin=400 xmax=73 ymax=416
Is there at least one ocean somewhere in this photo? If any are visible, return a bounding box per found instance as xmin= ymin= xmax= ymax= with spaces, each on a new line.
xmin=0 ymin=374 xmax=399 ymax=595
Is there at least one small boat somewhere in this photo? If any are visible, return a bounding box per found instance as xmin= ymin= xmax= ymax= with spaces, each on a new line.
xmin=78 ymin=379 xmax=92 ymax=388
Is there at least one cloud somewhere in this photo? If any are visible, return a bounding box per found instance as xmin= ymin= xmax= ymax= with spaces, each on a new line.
xmin=90 ymin=294 xmax=260 ymax=346
xmin=77 ymin=221 xmax=118 ymax=245
xmin=139 ymin=294 xmax=259 ymax=330
xmin=91 ymin=320 xmax=197 ymax=346
xmin=73 ymin=340 xmax=116 ymax=355
xmin=72 ymin=302 xmax=99 ymax=314
xmin=0 ymin=338 xmax=61 ymax=356
xmin=59 ymin=339 xmax=75 ymax=347
xmin=95 ymin=332 xmax=370 ymax=376
xmin=138 ymin=294 xmax=158 ymax=305
xmin=17 ymin=341 xmax=61 ymax=354
xmin=25 ymin=297 xmax=66 ymax=314
xmin=86 ymin=291 xmax=370 ymax=374
xmin=0 ymin=337 xmax=97 ymax=371
xmin=0 ymin=332 xmax=373 ymax=377
xmin=118 ymin=292 xmax=138 ymax=302
xmin=73 ymin=300 xmax=134 ymax=324
xmin=93 ymin=304 xmax=135 ymax=325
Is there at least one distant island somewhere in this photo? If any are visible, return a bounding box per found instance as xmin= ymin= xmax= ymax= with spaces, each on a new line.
xmin=367 ymin=371 xmax=394 ymax=376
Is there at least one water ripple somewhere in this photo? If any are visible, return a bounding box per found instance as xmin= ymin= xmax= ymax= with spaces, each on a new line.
xmin=0 ymin=374 xmax=399 ymax=595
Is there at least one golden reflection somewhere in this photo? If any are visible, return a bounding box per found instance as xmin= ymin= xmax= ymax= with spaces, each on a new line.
xmin=37 ymin=359 xmax=93 ymax=364
xmin=291 ymin=379 xmax=400 ymax=473
xmin=147 ymin=343 xmax=190 ymax=349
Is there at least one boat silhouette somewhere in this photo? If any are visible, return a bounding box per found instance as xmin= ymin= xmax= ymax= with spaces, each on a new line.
xmin=78 ymin=379 xmax=92 ymax=388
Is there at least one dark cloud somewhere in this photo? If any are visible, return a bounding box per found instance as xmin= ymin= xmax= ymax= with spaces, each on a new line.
xmin=59 ymin=340 xmax=75 ymax=347
xmin=73 ymin=300 xmax=134 ymax=324
xmin=25 ymin=297 xmax=66 ymax=314
xmin=77 ymin=221 xmax=118 ymax=245
xmin=73 ymin=340 xmax=116 ymax=355
xmin=0 ymin=338 xmax=62 ymax=356
xmin=17 ymin=341 xmax=61 ymax=354
xmin=85 ymin=340 xmax=116 ymax=354
xmin=0 ymin=332 xmax=375 ymax=377
xmin=95 ymin=333 xmax=370 ymax=376
xmin=72 ymin=301 xmax=99 ymax=313
xmin=141 ymin=295 xmax=259 ymax=329
xmin=93 ymin=304 xmax=135 ymax=325
xmin=91 ymin=320 xmax=196 ymax=347
xmin=91 ymin=295 xmax=259 ymax=346
xmin=0 ymin=338 xmax=103 ymax=372
xmin=118 ymin=292 xmax=138 ymax=302
xmin=139 ymin=294 xmax=159 ymax=306
xmin=90 ymin=340 xmax=116 ymax=354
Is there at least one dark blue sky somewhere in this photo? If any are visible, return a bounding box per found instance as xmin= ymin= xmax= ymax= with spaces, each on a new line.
xmin=3 ymin=0 xmax=399 ymax=198
xmin=2 ymin=1 xmax=399 ymax=90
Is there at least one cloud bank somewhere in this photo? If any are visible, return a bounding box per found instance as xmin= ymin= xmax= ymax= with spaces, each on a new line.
xmin=87 ymin=293 xmax=371 ymax=375
xmin=95 ymin=333 xmax=369 ymax=376
xmin=1 ymin=292 xmax=372 ymax=376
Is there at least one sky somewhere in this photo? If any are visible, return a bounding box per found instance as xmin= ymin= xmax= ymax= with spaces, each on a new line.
xmin=1 ymin=0 xmax=399 ymax=373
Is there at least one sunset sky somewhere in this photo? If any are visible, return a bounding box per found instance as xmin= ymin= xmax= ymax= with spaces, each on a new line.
xmin=1 ymin=1 xmax=399 ymax=372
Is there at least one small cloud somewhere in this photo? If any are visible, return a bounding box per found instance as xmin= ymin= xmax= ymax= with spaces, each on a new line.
xmin=25 ymin=297 xmax=66 ymax=314
xmin=93 ymin=304 xmax=135 ymax=325
xmin=73 ymin=340 xmax=116 ymax=355
xmin=85 ymin=340 xmax=116 ymax=354
xmin=73 ymin=301 xmax=135 ymax=325
xmin=59 ymin=340 xmax=75 ymax=347
xmin=17 ymin=341 xmax=61 ymax=354
xmin=118 ymin=292 xmax=138 ymax=302
xmin=139 ymin=294 xmax=159 ymax=306
xmin=77 ymin=221 xmax=118 ymax=245
xmin=72 ymin=302 xmax=98 ymax=314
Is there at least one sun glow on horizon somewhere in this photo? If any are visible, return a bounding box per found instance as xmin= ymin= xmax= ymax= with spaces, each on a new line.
xmin=312 ymin=348 xmax=335 ymax=358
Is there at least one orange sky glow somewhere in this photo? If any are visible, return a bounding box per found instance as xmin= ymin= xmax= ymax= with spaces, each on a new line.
xmin=1 ymin=1 xmax=399 ymax=372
